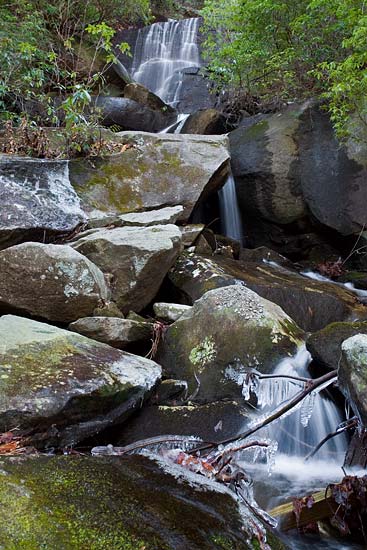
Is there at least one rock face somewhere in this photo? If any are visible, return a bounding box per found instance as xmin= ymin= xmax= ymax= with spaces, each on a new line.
xmin=230 ymin=101 xmax=367 ymax=236
xmin=307 ymin=321 xmax=367 ymax=370
xmin=0 ymin=243 xmax=108 ymax=323
xmin=0 ymin=156 xmax=85 ymax=249
xmin=69 ymin=317 xmax=152 ymax=349
xmin=340 ymin=334 xmax=367 ymax=425
xmin=0 ymin=454 xmax=274 ymax=550
xmin=167 ymin=252 xmax=367 ymax=332
xmin=95 ymin=96 xmax=176 ymax=132
xmin=157 ymin=285 xmax=302 ymax=403
xmin=72 ymin=225 xmax=182 ymax=314
xmin=69 ymin=132 xmax=230 ymax=221
xmin=230 ymin=104 xmax=308 ymax=226
xmin=0 ymin=315 xmax=161 ymax=446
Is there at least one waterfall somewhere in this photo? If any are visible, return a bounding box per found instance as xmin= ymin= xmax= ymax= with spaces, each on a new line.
xmin=257 ymin=347 xmax=348 ymax=459
xmin=130 ymin=18 xmax=201 ymax=107
xmin=219 ymin=174 xmax=244 ymax=243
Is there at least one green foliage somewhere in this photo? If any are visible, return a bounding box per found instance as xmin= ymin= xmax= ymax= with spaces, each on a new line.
xmin=0 ymin=0 xmax=151 ymax=128
xmin=201 ymin=0 xmax=367 ymax=140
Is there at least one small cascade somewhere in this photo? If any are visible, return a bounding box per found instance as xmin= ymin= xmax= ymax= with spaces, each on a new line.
xmin=159 ymin=113 xmax=190 ymax=134
xmin=258 ymin=347 xmax=348 ymax=459
xmin=130 ymin=18 xmax=201 ymax=106
xmin=219 ymin=174 xmax=244 ymax=243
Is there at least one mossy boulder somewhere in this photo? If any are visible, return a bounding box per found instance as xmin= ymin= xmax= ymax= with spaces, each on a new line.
xmin=340 ymin=334 xmax=367 ymax=425
xmin=156 ymin=285 xmax=302 ymax=403
xmin=0 ymin=242 xmax=108 ymax=323
xmin=69 ymin=132 xmax=230 ymax=222
xmin=69 ymin=316 xmax=152 ymax=349
xmin=0 ymin=454 xmax=285 ymax=550
xmin=0 ymin=156 xmax=85 ymax=249
xmin=0 ymin=315 xmax=161 ymax=446
xmin=181 ymin=109 xmax=227 ymax=134
xmin=166 ymin=253 xmax=367 ymax=332
xmin=306 ymin=321 xmax=367 ymax=371
xmin=72 ymin=225 xmax=182 ymax=314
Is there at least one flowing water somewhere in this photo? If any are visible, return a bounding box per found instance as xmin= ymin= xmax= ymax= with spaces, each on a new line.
xmin=219 ymin=174 xmax=244 ymax=243
xmin=130 ymin=18 xmax=201 ymax=107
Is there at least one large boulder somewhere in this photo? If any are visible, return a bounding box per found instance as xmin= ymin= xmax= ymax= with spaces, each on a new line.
xmin=0 ymin=156 xmax=85 ymax=249
xmin=0 ymin=455 xmax=281 ymax=550
xmin=0 ymin=243 xmax=108 ymax=323
xmin=156 ymin=285 xmax=302 ymax=403
xmin=72 ymin=225 xmax=182 ymax=314
xmin=166 ymin=253 xmax=367 ymax=332
xmin=0 ymin=315 xmax=161 ymax=446
xmin=340 ymin=334 xmax=367 ymax=425
xmin=94 ymin=96 xmax=176 ymax=132
xmin=230 ymin=101 xmax=367 ymax=235
xmin=307 ymin=321 xmax=367 ymax=371
xmin=69 ymin=132 xmax=230 ymax=221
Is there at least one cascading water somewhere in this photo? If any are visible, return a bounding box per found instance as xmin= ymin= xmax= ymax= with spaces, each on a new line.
xmin=219 ymin=174 xmax=244 ymax=244
xmin=253 ymin=346 xmax=348 ymax=459
xmin=130 ymin=18 xmax=201 ymax=107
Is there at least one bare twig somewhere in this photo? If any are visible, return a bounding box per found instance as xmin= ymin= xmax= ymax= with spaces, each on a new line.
xmin=304 ymin=417 xmax=358 ymax=462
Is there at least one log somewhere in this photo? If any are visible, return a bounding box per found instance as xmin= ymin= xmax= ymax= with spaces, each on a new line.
xmin=270 ymin=490 xmax=338 ymax=531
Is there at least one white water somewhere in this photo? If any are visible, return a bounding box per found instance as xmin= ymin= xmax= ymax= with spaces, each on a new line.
xmin=219 ymin=174 xmax=244 ymax=243
xmin=302 ymin=270 xmax=367 ymax=297
xmin=131 ymin=18 xmax=201 ymax=107
xmin=159 ymin=113 xmax=190 ymax=134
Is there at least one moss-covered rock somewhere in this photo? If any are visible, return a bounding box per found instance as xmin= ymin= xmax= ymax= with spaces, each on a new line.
xmin=166 ymin=252 xmax=367 ymax=332
xmin=156 ymin=285 xmax=302 ymax=403
xmin=0 ymin=242 xmax=108 ymax=323
xmin=0 ymin=454 xmax=286 ymax=550
xmin=69 ymin=132 xmax=230 ymax=222
xmin=307 ymin=320 xmax=367 ymax=370
xmin=340 ymin=334 xmax=367 ymax=425
xmin=72 ymin=225 xmax=182 ymax=314
xmin=0 ymin=315 xmax=161 ymax=446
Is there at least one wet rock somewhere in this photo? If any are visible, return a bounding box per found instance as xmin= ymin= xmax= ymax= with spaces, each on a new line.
xmin=117 ymin=400 xmax=251 ymax=446
xmin=0 ymin=315 xmax=161 ymax=446
xmin=94 ymin=96 xmax=176 ymax=132
xmin=123 ymin=82 xmax=176 ymax=113
xmin=340 ymin=334 xmax=367 ymax=425
xmin=0 ymin=242 xmax=108 ymax=323
xmin=307 ymin=321 xmax=367 ymax=371
xmin=70 ymin=132 xmax=230 ymax=222
xmin=230 ymin=101 xmax=367 ymax=236
xmin=181 ymin=109 xmax=227 ymax=134
xmin=238 ymin=246 xmax=295 ymax=269
xmin=87 ymin=205 xmax=184 ymax=229
xmin=153 ymin=302 xmax=192 ymax=322
xmin=0 ymin=156 xmax=85 ymax=249
xmin=0 ymin=454 xmax=275 ymax=550
xmin=156 ymin=285 xmax=302 ymax=403
xmin=230 ymin=103 xmax=308 ymax=225
xmin=72 ymin=225 xmax=182 ymax=314
xmin=69 ymin=317 xmax=152 ymax=349
xmin=167 ymin=252 xmax=367 ymax=331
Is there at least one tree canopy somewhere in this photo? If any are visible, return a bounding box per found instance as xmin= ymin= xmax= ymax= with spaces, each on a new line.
xmin=200 ymin=0 xmax=367 ymax=139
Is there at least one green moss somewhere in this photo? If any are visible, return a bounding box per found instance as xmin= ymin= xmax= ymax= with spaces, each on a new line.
xmin=189 ymin=337 xmax=217 ymax=371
